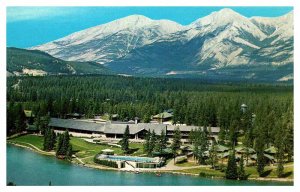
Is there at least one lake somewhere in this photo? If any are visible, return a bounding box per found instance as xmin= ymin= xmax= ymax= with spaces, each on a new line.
xmin=6 ymin=144 xmax=293 ymax=186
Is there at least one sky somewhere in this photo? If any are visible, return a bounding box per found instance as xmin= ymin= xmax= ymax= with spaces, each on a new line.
xmin=7 ymin=6 xmax=293 ymax=48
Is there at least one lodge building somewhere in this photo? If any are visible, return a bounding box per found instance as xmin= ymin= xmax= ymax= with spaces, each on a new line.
xmin=48 ymin=118 xmax=220 ymax=142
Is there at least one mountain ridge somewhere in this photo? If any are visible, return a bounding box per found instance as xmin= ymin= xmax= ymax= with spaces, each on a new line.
xmin=29 ymin=8 xmax=293 ymax=81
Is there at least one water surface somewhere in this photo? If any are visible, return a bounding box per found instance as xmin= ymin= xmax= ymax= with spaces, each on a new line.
xmin=7 ymin=144 xmax=293 ymax=186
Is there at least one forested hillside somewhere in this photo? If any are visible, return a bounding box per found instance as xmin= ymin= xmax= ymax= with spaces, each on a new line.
xmin=7 ymin=48 xmax=112 ymax=76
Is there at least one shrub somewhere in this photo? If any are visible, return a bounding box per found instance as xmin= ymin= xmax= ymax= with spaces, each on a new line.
xmin=199 ymin=172 xmax=206 ymax=177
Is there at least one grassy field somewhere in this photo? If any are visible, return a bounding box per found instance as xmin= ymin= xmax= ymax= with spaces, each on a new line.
xmin=8 ymin=134 xmax=145 ymax=159
xmin=174 ymin=167 xmax=225 ymax=177
xmin=174 ymin=163 xmax=293 ymax=179
xmin=245 ymin=166 xmax=294 ymax=179
xmin=128 ymin=143 xmax=145 ymax=156
xmin=8 ymin=134 xmax=44 ymax=150
xmin=175 ymin=161 xmax=199 ymax=167
xmin=70 ymin=137 xmax=123 ymax=158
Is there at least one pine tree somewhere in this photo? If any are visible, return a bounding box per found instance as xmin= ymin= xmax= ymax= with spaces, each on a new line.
xmin=39 ymin=115 xmax=50 ymax=135
xmin=120 ymin=125 xmax=130 ymax=154
xmin=56 ymin=134 xmax=64 ymax=157
xmin=34 ymin=115 xmax=41 ymax=134
xmin=282 ymin=108 xmax=293 ymax=162
xmin=228 ymin=120 xmax=239 ymax=148
xmin=49 ymin=129 xmax=56 ymax=150
xmin=190 ymin=127 xmax=208 ymax=165
xmin=257 ymin=151 xmax=265 ymax=177
xmin=15 ymin=104 xmax=27 ymax=133
xmin=148 ymin=130 xmax=157 ymax=156
xmin=142 ymin=112 xmax=151 ymax=123
xmin=274 ymin=116 xmax=286 ymax=178
xmin=218 ymin=127 xmax=226 ymax=145
xmin=255 ymin=133 xmax=266 ymax=177
xmin=66 ymin=145 xmax=73 ymax=160
xmin=199 ymin=127 xmax=209 ymax=164
xmin=156 ymin=129 xmax=167 ymax=154
xmin=171 ymin=126 xmax=181 ymax=164
xmin=143 ymin=131 xmax=151 ymax=155
xmin=61 ymin=130 xmax=70 ymax=155
xmin=7 ymin=102 xmax=16 ymax=136
xmin=209 ymin=140 xmax=218 ymax=169
xmin=238 ymin=155 xmax=247 ymax=180
xmin=43 ymin=128 xmax=50 ymax=151
xmin=56 ymin=131 xmax=71 ymax=159
xmin=226 ymin=150 xmax=238 ymax=180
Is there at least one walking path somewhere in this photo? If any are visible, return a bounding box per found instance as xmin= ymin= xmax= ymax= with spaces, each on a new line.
xmin=74 ymin=156 xmax=85 ymax=164
xmin=8 ymin=141 xmax=54 ymax=155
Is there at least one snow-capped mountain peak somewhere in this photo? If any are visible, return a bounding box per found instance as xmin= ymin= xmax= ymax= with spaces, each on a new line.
xmin=250 ymin=11 xmax=293 ymax=38
xmin=191 ymin=8 xmax=245 ymax=27
xmin=30 ymin=8 xmax=293 ymax=79
xmin=190 ymin=8 xmax=267 ymax=40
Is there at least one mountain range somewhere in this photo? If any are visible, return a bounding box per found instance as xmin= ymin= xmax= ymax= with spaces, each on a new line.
xmin=11 ymin=8 xmax=294 ymax=82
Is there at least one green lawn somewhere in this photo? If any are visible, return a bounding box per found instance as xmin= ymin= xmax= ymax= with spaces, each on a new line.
xmin=245 ymin=165 xmax=294 ymax=179
xmin=8 ymin=134 xmax=44 ymax=150
xmin=175 ymin=167 xmax=225 ymax=177
xmin=8 ymin=135 xmax=122 ymax=158
xmin=174 ymin=164 xmax=293 ymax=179
xmin=8 ymin=134 xmax=145 ymax=159
xmin=176 ymin=161 xmax=199 ymax=167
xmin=70 ymin=137 xmax=123 ymax=158
xmin=128 ymin=143 xmax=145 ymax=156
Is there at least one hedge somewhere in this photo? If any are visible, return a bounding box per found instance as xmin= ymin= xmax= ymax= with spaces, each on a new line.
xmin=93 ymin=156 xmax=118 ymax=168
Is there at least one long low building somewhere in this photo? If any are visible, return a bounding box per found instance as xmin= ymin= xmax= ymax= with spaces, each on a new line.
xmin=48 ymin=118 xmax=220 ymax=141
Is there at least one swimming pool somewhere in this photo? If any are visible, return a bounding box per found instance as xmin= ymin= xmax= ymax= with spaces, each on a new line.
xmin=100 ymin=155 xmax=157 ymax=163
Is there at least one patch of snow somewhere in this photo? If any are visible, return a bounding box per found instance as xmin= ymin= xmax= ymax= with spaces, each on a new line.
xmin=166 ymin=71 xmax=178 ymax=75
xmin=117 ymin=74 xmax=132 ymax=77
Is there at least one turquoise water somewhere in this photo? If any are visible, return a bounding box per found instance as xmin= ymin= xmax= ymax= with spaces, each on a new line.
xmin=7 ymin=144 xmax=293 ymax=186
xmin=102 ymin=155 xmax=156 ymax=163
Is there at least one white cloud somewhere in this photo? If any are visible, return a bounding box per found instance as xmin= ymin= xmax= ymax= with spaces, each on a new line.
xmin=7 ymin=7 xmax=81 ymax=22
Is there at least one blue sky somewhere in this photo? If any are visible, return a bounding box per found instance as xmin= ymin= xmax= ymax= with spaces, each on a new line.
xmin=7 ymin=7 xmax=293 ymax=48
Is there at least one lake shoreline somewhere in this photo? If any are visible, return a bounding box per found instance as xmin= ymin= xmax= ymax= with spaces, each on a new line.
xmin=7 ymin=142 xmax=294 ymax=184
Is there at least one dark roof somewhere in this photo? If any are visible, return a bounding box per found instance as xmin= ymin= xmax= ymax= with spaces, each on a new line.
xmin=49 ymin=118 xmax=105 ymax=132
xmin=49 ymin=118 xmax=219 ymax=135
xmin=103 ymin=123 xmax=130 ymax=134
xmin=166 ymin=125 xmax=220 ymax=133
xmin=103 ymin=123 xmax=166 ymax=135
xmin=167 ymin=125 xmax=198 ymax=132
xmin=136 ymin=123 xmax=166 ymax=135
